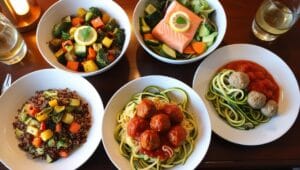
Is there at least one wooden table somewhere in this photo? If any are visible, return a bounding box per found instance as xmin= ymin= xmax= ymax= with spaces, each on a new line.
xmin=1 ymin=0 xmax=300 ymax=169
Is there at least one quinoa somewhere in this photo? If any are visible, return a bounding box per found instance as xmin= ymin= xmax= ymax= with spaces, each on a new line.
xmin=12 ymin=88 xmax=91 ymax=162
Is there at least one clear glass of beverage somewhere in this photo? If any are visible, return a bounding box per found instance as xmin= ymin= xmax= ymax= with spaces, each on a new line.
xmin=252 ymin=0 xmax=300 ymax=41
xmin=0 ymin=12 xmax=27 ymax=65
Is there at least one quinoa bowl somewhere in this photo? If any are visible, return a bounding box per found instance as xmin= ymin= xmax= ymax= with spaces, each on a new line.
xmin=0 ymin=69 xmax=104 ymax=169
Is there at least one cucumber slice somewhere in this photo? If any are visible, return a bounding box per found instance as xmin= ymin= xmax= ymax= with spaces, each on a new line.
xmin=145 ymin=4 xmax=157 ymax=15
xmin=74 ymin=44 xmax=86 ymax=57
xmin=62 ymin=16 xmax=71 ymax=23
xmin=161 ymin=44 xmax=176 ymax=58
xmin=54 ymin=48 xmax=65 ymax=58
xmin=145 ymin=11 xmax=162 ymax=28
xmin=145 ymin=39 xmax=160 ymax=47
xmin=139 ymin=17 xmax=151 ymax=33
xmin=202 ymin=32 xmax=218 ymax=46
xmin=85 ymin=11 xmax=94 ymax=22
xmin=46 ymin=154 xmax=53 ymax=163
xmin=198 ymin=23 xmax=210 ymax=37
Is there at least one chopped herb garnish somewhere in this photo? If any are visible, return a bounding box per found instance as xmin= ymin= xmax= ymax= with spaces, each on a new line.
xmin=81 ymin=27 xmax=91 ymax=41
xmin=61 ymin=31 xmax=70 ymax=40
xmin=176 ymin=16 xmax=187 ymax=24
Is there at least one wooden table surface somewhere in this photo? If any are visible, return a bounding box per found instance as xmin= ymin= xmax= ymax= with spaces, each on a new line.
xmin=1 ymin=0 xmax=300 ymax=169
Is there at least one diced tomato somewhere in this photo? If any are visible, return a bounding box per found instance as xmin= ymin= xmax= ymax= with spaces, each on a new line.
xmin=87 ymin=47 xmax=96 ymax=60
xmin=55 ymin=123 xmax=62 ymax=133
xmin=40 ymin=121 xmax=46 ymax=131
xmin=32 ymin=137 xmax=42 ymax=148
xmin=59 ymin=150 xmax=69 ymax=158
xmin=66 ymin=61 xmax=80 ymax=71
xmin=62 ymin=40 xmax=73 ymax=52
xmin=107 ymin=54 xmax=115 ymax=63
xmin=28 ymin=104 xmax=39 ymax=117
xmin=69 ymin=122 xmax=81 ymax=134
xmin=72 ymin=17 xmax=84 ymax=27
xmin=91 ymin=17 xmax=104 ymax=29
xmin=183 ymin=44 xmax=196 ymax=54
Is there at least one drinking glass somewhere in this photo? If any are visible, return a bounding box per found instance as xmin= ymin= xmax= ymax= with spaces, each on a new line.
xmin=0 ymin=12 xmax=27 ymax=65
xmin=252 ymin=0 xmax=300 ymax=41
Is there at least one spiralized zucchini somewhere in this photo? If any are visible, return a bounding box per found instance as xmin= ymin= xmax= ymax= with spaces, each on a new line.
xmin=114 ymin=86 xmax=197 ymax=170
xmin=206 ymin=69 xmax=270 ymax=130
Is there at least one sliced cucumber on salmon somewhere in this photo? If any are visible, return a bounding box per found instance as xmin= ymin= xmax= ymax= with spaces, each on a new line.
xmin=139 ymin=17 xmax=151 ymax=33
xmin=202 ymin=32 xmax=218 ymax=46
xmin=161 ymin=44 xmax=176 ymax=58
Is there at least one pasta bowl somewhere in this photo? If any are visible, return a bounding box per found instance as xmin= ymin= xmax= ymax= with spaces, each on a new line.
xmin=102 ymin=75 xmax=211 ymax=169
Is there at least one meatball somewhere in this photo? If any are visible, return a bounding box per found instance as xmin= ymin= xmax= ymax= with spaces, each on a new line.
xmin=261 ymin=100 xmax=278 ymax=117
xmin=140 ymin=130 xmax=160 ymax=151
xmin=228 ymin=71 xmax=250 ymax=89
xmin=168 ymin=125 xmax=187 ymax=147
xmin=150 ymin=113 xmax=171 ymax=132
xmin=162 ymin=104 xmax=184 ymax=124
xmin=136 ymin=98 xmax=156 ymax=118
xmin=127 ymin=116 xmax=148 ymax=139
xmin=247 ymin=91 xmax=266 ymax=109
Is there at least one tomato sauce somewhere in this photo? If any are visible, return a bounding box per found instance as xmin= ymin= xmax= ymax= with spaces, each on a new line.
xmin=127 ymin=101 xmax=187 ymax=160
xmin=222 ymin=60 xmax=280 ymax=102
xmin=139 ymin=135 xmax=172 ymax=160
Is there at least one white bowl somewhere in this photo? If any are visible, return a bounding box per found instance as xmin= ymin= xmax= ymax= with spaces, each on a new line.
xmin=133 ymin=0 xmax=227 ymax=64
xmin=0 ymin=69 xmax=104 ymax=170
xmin=37 ymin=0 xmax=131 ymax=77
xmin=193 ymin=44 xmax=300 ymax=145
xmin=102 ymin=75 xmax=211 ymax=169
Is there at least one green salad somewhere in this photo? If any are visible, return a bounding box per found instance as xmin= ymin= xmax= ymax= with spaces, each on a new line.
xmin=49 ymin=7 xmax=125 ymax=72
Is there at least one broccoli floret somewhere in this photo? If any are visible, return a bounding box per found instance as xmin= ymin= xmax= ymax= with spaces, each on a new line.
xmin=104 ymin=19 xmax=119 ymax=32
xmin=114 ymin=28 xmax=125 ymax=47
xmin=88 ymin=7 xmax=102 ymax=17
xmin=96 ymin=48 xmax=108 ymax=68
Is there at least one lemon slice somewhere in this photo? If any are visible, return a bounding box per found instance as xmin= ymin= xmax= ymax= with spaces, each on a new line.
xmin=169 ymin=11 xmax=191 ymax=32
xmin=74 ymin=26 xmax=97 ymax=46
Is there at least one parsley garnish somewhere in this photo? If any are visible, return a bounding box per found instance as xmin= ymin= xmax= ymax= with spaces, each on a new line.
xmin=81 ymin=27 xmax=91 ymax=41
xmin=176 ymin=16 xmax=187 ymax=24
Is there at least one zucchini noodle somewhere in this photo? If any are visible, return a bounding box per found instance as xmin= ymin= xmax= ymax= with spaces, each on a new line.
xmin=206 ymin=69 xmax=270 ymax=130
xmin=114 ymin=86 xmax=198 ymax=170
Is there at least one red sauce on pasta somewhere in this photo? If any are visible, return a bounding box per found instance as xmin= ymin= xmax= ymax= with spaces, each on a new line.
xmin=222 ymin=60 xmax=280 ymax=102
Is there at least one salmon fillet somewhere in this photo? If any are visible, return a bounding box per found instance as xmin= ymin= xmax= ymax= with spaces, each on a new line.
xmin=152 ymin=1 xmax=202 ymax=53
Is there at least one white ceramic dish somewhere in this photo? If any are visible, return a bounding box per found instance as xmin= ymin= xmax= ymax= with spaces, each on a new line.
xmin=102 ymin=75 xmax=211 ymax=169
xmin=133 ymin=0 xmax=227 ymax=64
xmin=0 ymin=69 xmax=104 ymax=170
xmin=37 ymin=0 xmax=131 ymax=77
xmin=192 ymin=44 xmax=300 ymax=145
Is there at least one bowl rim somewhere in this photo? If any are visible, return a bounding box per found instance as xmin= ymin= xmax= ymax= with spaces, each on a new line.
xmin=132 ymin=0 xmax=227 ymax=65
xmin=101 ymin=75 xmax=212 ymax=169
xmin=0 ymin=68 xmax=104 ymax=169
xmin=36 ymin=0 xmax=131 ymax=77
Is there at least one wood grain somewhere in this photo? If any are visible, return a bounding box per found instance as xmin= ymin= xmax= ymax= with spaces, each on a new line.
xmin=0 ymin=0 xmax=299 ymax=169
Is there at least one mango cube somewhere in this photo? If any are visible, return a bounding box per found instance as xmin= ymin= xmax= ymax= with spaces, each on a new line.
xmin=102 ymin=37 xmax=113 ymax=48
